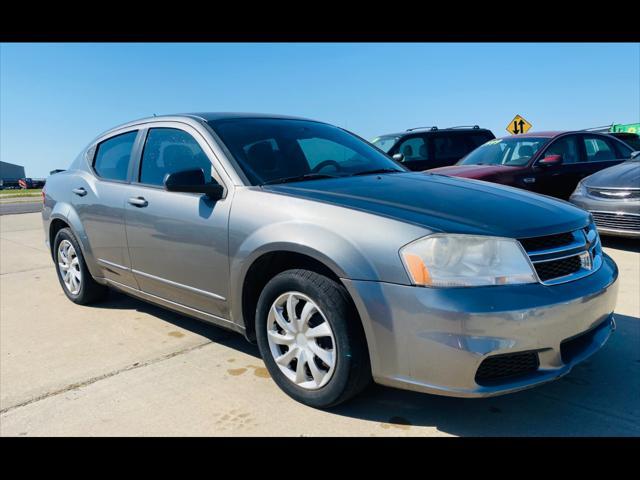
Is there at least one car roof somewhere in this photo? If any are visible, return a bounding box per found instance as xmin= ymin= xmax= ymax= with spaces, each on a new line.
xmin=377 ymin=127 xmax=493 ymax=138
xmin=183 ymin=112 xmax=317 ymax=122
xmin=95 ymin=112 xmax=326 ymax=142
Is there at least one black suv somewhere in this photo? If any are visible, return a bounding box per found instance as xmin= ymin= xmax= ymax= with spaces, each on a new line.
xmin=372 ymin=125 xmax=495 ymax=170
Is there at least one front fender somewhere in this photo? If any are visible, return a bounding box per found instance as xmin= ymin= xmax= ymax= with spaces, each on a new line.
xmin=228 ymin=220 xmax=379 ymax=326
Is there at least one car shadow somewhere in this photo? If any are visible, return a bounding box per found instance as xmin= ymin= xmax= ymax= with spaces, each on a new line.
xmin=90 ymin=291 xmax=639 ymax=436
xmin=93 ymin=290 xmax=262 ymax=359
xmin=601 ymin=236 xmax=640 ymax=253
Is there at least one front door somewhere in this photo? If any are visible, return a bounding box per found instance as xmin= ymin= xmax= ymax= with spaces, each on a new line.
xmin=124 ymin=126 xmax=231 ymax=319
xmin=530 ymin=135 xmax=586 ymax=199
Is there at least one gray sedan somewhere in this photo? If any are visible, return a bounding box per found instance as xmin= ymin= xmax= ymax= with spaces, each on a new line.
xmin=42 ymin=113 xmax=618 ymax=408
xmin=570 ymin=153 xmax=640 ymax=238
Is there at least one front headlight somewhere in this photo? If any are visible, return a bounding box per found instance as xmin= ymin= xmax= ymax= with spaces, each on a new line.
xmin=572 ymin=179 xmax=587 ymax=196
xmin=400 ymin=234 xmax=537 ymax=287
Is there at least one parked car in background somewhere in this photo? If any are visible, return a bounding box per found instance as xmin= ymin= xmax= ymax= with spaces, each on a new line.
xmin=371 ymin=125 xmax=495 ymax=170
xmin=43 ymin=113 xmax=618 ymax=408
xmin=430 ymin=131 xmax=634 ymax=199
xmin=18 ymin=178 xmax=46 ymax=189
xmin=570 ymin=152 xmax=640 ymax=238
xmin=607 ymin=132 xmax=640 ymax=151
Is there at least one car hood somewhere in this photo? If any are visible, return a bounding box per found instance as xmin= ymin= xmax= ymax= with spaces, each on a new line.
xmin=583 ymin=161 xmax=640 ymax=189
xmin=428 ymin=164 xmax=525 ymax=179
xmin=262 ymin=172 xmax=589 ymax=238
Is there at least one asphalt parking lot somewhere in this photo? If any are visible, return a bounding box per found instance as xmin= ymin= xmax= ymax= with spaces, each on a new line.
xmin=0 ymin=212 xmax=638 ymax=436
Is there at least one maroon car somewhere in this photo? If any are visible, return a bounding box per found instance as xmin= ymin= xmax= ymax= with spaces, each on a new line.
xmin=430 ymin=131 xmax=634 ymax=199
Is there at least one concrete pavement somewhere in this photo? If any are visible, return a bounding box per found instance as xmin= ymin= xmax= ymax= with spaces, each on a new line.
xmin=0 ymin=213 xmax=638 ymax=436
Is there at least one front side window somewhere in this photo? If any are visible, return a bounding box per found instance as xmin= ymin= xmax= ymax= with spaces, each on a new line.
xmin=93 ymin=131 xmax=138 ymax=181
xmin=209 ymin=118 xmax=406 ymax=185
xmin=459 ymin=137 xmax=549 ymax=166
xmin=396 ymin=136 xmax=428 ymax=162
xmin=582 ymin=136 xmax=617 ymax=162
xmin=139 ymin=128 xmax=212 ymax=186
xmin=544 ymin=136 xmax=580 ymax=164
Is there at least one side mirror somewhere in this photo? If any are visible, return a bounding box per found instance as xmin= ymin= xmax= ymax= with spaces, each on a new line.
xmin=631 ymin=151 xmax=640 ymax=160
xmin=538 ymin=154 xmax=563 ymax=167
xmin=392 ymin=153 xmax=405 ymax=163
xmin=164 ymin=169 xmax=224 ymax=200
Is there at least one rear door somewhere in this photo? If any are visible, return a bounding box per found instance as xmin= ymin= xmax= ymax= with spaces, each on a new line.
xmin=580 ymin=134 xmax=629 ymax=179
xmin=124 ymin=123 xmax=232 ymax=319
xmin=74 ymin=129 xmax=142 ymax=288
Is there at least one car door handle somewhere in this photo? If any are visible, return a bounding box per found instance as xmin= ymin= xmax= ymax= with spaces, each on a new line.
xmin=128 ymin=197 xmax=148 ymax=207
xmin=72 ymin=187 xmax=87 ymax=196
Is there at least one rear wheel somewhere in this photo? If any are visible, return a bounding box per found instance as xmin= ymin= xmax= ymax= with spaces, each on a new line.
xmin=255 ymin=269 xmax=371 ymax=408
xmin=53 ymin=228 xmax=108 ymax=304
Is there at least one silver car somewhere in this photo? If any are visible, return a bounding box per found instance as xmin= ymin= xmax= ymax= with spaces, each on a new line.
xmin=42 ymin=113 xmax=619 ymax=408
xmin=570 ymin=153 xmax=640 ymax=238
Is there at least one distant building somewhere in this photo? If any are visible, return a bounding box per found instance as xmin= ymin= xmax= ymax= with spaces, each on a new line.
xmin=0 ymin=161 xmax=26 ymax=187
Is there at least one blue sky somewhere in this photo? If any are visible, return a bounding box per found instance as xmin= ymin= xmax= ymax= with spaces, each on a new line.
xmin=1 ymin=43 xmax=638 ymax=177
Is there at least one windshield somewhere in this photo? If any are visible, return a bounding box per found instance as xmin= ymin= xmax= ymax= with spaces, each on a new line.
xmin=371 ymin=135 xmax=399 ymax=153
xmin=209 ymin=118 xmax=406 ymax=185
xmin=459 ymin=137 xmax=549 ymax=166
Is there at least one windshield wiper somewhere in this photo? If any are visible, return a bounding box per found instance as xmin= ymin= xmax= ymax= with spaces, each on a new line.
xmin=262 ymin=173 xmax=340 ymax=185
xmin=350 ymin=168 xmax=403 ymax=177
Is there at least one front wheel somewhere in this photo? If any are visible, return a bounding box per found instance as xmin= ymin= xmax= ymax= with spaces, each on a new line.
xmin=255 ymin=269 xmax=371 ymax=408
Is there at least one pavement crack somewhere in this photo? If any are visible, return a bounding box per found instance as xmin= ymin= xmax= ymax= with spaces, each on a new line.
xmin=0 ymin=341 xmax=212 ymax=415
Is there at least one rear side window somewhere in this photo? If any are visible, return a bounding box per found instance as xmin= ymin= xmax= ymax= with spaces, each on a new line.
xmin=93 ymin=131 xmax=138 ymax=181
xmin=139 ymin=128 xmax=212 ymax=186
xmin=469 ymin=132 xmax=495 ymax=148
xmin=583 ymin=136 xmax=617 ymax=162
xmin=433 ymin=134 xmax=473 ymax=161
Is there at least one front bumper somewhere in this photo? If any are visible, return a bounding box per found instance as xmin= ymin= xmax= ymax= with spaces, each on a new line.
xmin=343 ymin=253 xmax=618 ymax=398
xmin=570 ymin=193 xmax=640 ymax=238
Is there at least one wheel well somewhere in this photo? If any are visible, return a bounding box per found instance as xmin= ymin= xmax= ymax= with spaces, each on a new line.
xmin=49 ymin=218 xmax=70 ymax=255
xmin=242 ymin=251 xmax=347 ymax=342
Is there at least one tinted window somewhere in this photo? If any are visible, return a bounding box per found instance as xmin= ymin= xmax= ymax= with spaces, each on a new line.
xmin=583 ymin=136 xmax=617 ymax=162
xmin=544 ymin=136 xmax=580 ymax=164
xmin=433 ymin=135 xmax=472 ymax=161
xmin=139 ymin=128 xmax=212 ymax=186
xmin=469 ymin=132 xmax=495 ymax=148
xmin=396 ymin=136 xmax=428 ymax=162
xmin=209 ymin=119 xmax=405 ymax=185
xmin=93 ymin=131 xmax=137 ymax=181
xmin=610 ymin=135 xmax=637 ymax=155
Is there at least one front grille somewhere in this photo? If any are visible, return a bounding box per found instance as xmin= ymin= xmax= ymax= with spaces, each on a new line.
xmin=534 ymin=255 xmax=582 ymax=282
xmin=519 ymin=225 xmax=601 ymax=284
xmin=591 ymin=211 xmax=640 ymax=232
xmin=587 ymin=188 xmax=640 ymax=200
xmin=519 ymin=232 xmax=574 ymax=252
xmin=475 ymin=351 xmax=539 ymax=385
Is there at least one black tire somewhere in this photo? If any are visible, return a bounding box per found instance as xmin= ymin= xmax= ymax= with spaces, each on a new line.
xmin=255 ymin=269 xmax=371 ymax=408
xmin=53 ymin=227 xmax=108 ymax=305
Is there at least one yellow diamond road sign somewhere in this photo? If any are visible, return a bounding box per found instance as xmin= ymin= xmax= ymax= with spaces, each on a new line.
xmin=506 ymin=115 xmax=532 ymax=135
